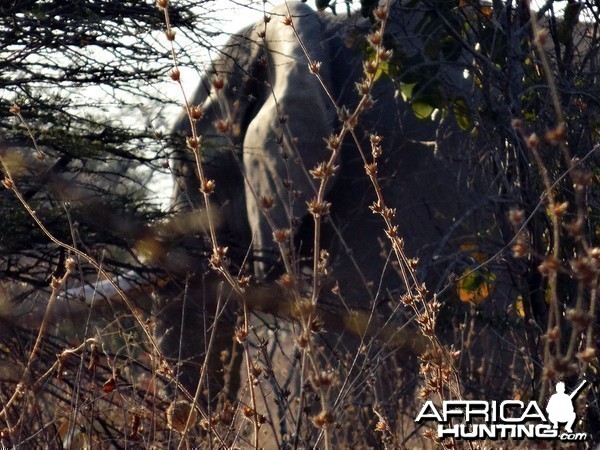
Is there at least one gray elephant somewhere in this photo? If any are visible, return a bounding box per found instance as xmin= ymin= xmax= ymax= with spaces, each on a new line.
xmin=156 ymin=0 xmax=527 ymax=410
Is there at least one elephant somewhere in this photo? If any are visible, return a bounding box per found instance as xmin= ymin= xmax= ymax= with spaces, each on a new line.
xmin=156 ymin=0 xmax=530 ymax=414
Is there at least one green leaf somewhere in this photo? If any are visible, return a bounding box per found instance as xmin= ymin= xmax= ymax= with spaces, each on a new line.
xmin=401 ymin=83 xmax=415 ymax=102
xmin=373 ymin=59 xmax=398 ymax=82
xmin=453 ymin=98 xmax=473 ymax=131
xmin=412 ymin=101 xmax=435 ymax=119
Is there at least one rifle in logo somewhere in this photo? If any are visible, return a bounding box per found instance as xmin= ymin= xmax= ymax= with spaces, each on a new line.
xmin=568 ymin=380 xmax=587 ymax=400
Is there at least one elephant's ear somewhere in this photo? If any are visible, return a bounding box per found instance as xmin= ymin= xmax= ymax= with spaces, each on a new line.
xmin=175 ymin=23 xmax=266 ymax=145
xmin=242 ymin=3 xmax=338 ymax=280
xmin=169 ymin=24 xmax=269 ymax=249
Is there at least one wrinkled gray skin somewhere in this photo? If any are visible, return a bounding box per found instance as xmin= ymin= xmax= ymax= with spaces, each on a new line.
xmin=157 ymin=2 xmax=520 ymax=405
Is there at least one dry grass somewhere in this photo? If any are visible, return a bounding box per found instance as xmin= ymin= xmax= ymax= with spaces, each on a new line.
xmin=0 ymin=0 xmax=598 ymax=448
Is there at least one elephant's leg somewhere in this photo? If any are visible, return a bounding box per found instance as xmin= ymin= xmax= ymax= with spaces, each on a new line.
xmin=153 ymin=277 xmax=242 ymax=407
xmin=243 ymin=3 xmax=336 ymax=280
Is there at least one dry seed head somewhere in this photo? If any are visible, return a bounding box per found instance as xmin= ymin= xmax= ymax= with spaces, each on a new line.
xmin=308 ymin=61 xmax=322 ymax=74
xmin=370 ymin=200 xmax=383 ymax=214
xmin=282 ymin=15 xmax=293 ymax=26
xmin=212 ymin=75 xmax=224 ymax=91
xmin=512 ymin=237 xmax=528 ymax=258
xmin=326 ymin=134 xmax=342 ymax=151
xmin=242 ymin=406 xmax=254 ymax=419
xmin=166 ymin=400 xmax=197 ymax=433
xmin=294 ymin=299 xmax=316 ymax=320
xmin=201 ymin=179 xmax=216 ymax=194
xmin=156 ymin=0 xmax=168 ymax=9
xmin=383 ymin=207 xmax=396 ymax=220
xmin=546 ymin=326 xmax=560 ymax=342
xmin=421 ymin=324 xmax=435 ymax=337
xmin=401 ymin=294 xmax=414 ymax=305
xmin=312 ymin=410 xmax=334 ymax=429
xmin=422 ymin=429 xmax=435 ymax=440
xmin=365 ymin=163 xmax=377 ymax=177
xmin=296 ymin=333 xmax=310 ymax=348
xmin=214 ymin=119 xmax=229 ymax=134
xmin=190 ymin=105 xmax=204 ymax=120
xmin=577 ymin=347 xmax=596 ymax=363
xmin=307 ymin=199 xmax=331 ymax=217
xmin=278 ymin=272 xmax=295 ymax=288
xmin=378 ymin=48 xmax=393 ymax=62
xmin=235 ymin=327 xmax=248 ymax=343
xmin=419 ymin=388 xmax=431 ymax=399
xmin=219 ymin=402 xmax=236 ymax=426
xmin=566 ymin=308 xmax=591 ymax=330
xmin=251 ymin=363 xmax=262 ymax=378
xmin=385 ymin=225 xmax=399 ymax=238
xmin=571 ymin=257 xmax=598 ymax=283
xmin=209 ymin=249 xmax=227 ymax=269
xmin=9 ymin=103 xmax=20 ymax=115
xmin=2 ymin=178 xmax=14 ymax=189
xmin=220 ymin=349 xmax=230 ymax=363
xmin=545 ymin=123 xmax=566 ymax=144
xmin=311 ymin=370 xmax=335 ymax=388
xmin=364 ymin=60 xmax=378 ymax=75
xmin=263 ymin=14 xmax=271 ymax=23
xmin=273 ymin=228 xmax=290 ymax=243
xmin=238 ymin=275 xmax=251 ymax=288
xmin=165 ymin=29 xmax=176 ymax=41
xmin=508 ymin=208 xmax=525 ymax=225
xmin=260 ymin=194 xmax=274 ymax=210
xmin=368 ymin=30 xmax=383 ymax=47
xmin=526 ymin=133 xmax=538 ymax=149
xmin=373 ymin=6 xmax=388 ymax=20
xmin=50 ymin=276 xmax=62 ymax=290
xmin=538 ymin=256 xmax=558 ymax=276
xmin=168 ymin=68 xmax=180 ymax=81
xmin=375 ymin=420 xmax=388 ymax=432
xmin=338 ymin=106 xmax=351 ymax=122
xmin=354 ymin=81 xmax=370 ymax=98
xmin=257 ymin=30 xmax=266 ymax=39
xmin=310 ymin=161 xmax=337 ymax=179
xmin=186 ymin=136 xmax=199 ymax=150
xmin=511 ymin=118 xmax=522 ymax=131
xmin=65 ymin=257 xmax=76 ymax=272
xmin=552 ymin=201 xmax=568 ymax=218
xmin=573 ymin=97 xmax=587 ymax=111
